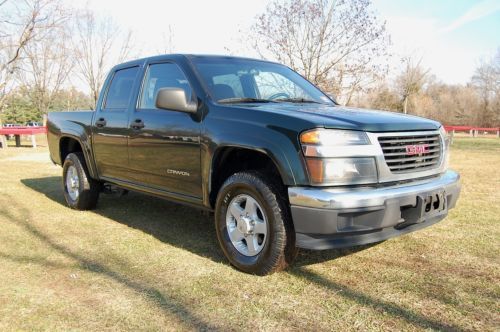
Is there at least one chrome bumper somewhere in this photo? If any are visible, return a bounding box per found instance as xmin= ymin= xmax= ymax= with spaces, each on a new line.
xmin=288 ymin=170 xmax=461 ymax=250
xmin=289 ymin=170 xmax=460 ymax=209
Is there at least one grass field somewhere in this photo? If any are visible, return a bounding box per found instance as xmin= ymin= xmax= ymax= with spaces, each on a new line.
xmin=0 ymin=135 xmax=498 ymax=331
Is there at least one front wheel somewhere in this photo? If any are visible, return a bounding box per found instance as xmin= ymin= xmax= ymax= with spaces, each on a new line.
xmin=62 ymin=152 xmax=101 ymax=210
xmin=215 ymin=171 xmax=297 ymax=275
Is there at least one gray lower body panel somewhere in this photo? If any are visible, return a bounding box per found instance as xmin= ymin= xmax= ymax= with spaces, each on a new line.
xmin=288 ymin=170 xmax=461 ymax=250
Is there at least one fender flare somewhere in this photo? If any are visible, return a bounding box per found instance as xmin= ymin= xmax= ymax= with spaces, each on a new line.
xmin=59 ymin=132 xmax=99 ymax=180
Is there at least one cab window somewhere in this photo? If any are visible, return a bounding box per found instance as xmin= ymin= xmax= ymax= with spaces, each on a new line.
xmin=139 ymin=63 xmax=193 ymax=109
xmin=103 ymin=67 xmax=139 ymax=110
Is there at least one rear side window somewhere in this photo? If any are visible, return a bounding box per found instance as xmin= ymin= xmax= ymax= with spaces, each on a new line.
xmin=139 ymin=63 xmax=192 ymax=109
xmin=104 ymin=67 xmax=139 ymax=110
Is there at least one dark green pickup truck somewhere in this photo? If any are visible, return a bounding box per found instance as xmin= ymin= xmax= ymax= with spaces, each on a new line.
xmin=48 ymin=54 xmax=461 ymax=275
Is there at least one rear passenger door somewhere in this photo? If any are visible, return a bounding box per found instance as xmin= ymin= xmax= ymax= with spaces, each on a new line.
xmin=127 ymin=61 xmax=202 ymax=199
xmin=92 ymin=66 xmax=139 ymax=181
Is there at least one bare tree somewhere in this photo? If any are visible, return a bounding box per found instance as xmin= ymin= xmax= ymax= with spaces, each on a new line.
xmin=0 ymin=0 xmax=61 ymax=121
xmin=18 ymin=14 xmax=73 ymax=116
xmin=73 ymin=9 xmax=133 ymax=109
xmin=472 ymin=49 xmax=500 ymax=126
xmin=395 ymin=55 xmax=429 ymax=114
xmin=251 ymin=0 xmax=389 ymax=104
xmin=357 ymin=82 xmax=401 ymax=112
xmin=349 ymin=48 xmax=499 ymax=127
xmin=425 ymin=82 xmax=481 ymax=126
xmin=155 ymin=25 xmax=175 ymax=54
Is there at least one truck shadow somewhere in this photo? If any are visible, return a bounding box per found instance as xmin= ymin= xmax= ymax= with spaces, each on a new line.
xmin=21 ymin=176 xmax=374 ymax=267
xmin=0 ymin=192 xmax=218 ymax=331
xmin=19 ymin=176 xmax=463 ymax=331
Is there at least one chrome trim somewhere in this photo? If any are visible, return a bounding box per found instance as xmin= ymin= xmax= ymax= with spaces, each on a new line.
xmin=288 ymin=170 xmax=460 ymax=209
xmin=368 ymin=130 xmax=447 ymax=183
xmin=377 ymin=132 xmax=441 ymax=173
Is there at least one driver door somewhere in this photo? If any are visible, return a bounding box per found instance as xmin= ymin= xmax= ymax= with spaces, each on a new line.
xmin=127 ymin=61 xmax=202 ymax=199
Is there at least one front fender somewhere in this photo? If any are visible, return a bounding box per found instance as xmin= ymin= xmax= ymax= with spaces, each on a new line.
xmin=201 ymin=116 xmax=310 ymax=207
xmin=210 ymin=135 xmax=299 ymax=185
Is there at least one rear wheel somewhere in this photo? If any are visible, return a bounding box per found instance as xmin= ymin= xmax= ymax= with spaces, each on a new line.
xmin=215 ymin=171 xmax=297 ymax=275
xmin=62 ymin=152 xmax=101 ymax=210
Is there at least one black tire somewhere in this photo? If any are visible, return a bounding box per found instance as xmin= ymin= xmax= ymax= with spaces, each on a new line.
xmin=62 ymin=152 xmax=101 ymax=210
xmin=215 ymin=171 xmax=298 ymax=275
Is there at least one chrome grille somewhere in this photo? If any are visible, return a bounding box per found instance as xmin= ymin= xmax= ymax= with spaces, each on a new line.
xmin=378 ymin=133 xmax=441 ymax=173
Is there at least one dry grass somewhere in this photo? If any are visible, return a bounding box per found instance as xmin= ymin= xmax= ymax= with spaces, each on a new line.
xmin=0 ymin=135 xmax=498 ymax=331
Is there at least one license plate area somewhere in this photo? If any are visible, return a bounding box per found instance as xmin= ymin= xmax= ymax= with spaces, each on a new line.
xmin=400 ymin=190 xmax=447 ymax=226
xmin=420 ymin=190 xmax=447 ymax=217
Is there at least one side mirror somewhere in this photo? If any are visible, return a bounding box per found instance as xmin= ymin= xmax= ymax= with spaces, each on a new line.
xmin=327 ymin=94 xmax=339 ymax=104
xmin=155 ymin=88 xmax=197 ymax=113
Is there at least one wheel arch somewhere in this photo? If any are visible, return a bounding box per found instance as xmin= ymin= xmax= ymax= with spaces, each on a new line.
xmin=208 ymin=145 xmax=291 ymax=208
xmin=59 ymin=135 xmax=99 ymax=179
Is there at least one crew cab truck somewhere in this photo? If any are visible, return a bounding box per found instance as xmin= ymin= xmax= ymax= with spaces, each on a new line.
xmin=47 ymin=54 xmax=461 ymax=275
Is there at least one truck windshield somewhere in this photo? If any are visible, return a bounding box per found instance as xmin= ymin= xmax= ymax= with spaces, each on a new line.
xmin=191 ymin=57 xmax=334 ymax=105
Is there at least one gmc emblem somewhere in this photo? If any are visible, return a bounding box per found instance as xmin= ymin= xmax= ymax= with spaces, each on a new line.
xmin=405 ymin=144 xmax=429 ymax=155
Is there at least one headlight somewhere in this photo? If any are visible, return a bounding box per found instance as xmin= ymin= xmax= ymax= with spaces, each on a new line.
xmin=300 ymin=129 xmax=378 ymax=185
xmin=439 ymin=126 xmax=450 ymax=170
xmin=305 ymin=157 xmax=378 ymax=185
xmin=300 ymin=129 xmax=370 ymax=146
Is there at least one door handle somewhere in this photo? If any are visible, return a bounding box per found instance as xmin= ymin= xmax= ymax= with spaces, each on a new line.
xmin=95 ymin=118 xmax=106 ymax=127
xmin=131 ymin=119 xmax=145 ymax=129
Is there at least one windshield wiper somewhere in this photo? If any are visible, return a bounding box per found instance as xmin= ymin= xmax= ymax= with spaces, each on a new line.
xmin=274 ymin=98 xmax=324 ymax=104
xmin=218 ymin=97 xmax=276 ymax=104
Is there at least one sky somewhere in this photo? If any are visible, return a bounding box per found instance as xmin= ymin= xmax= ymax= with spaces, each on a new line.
xmin=376 ymin=0 xmax=500 ymax=83
xmin=70 ymin=0 xmax=500 ymax=85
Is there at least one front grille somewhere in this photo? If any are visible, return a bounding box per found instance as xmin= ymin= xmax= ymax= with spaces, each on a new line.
xmin=378 ymin=133 xmax=441 ymax=173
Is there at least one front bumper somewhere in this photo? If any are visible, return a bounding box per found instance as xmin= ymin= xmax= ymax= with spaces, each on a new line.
xmin=288 ymin=170 xmax=461 ymax=250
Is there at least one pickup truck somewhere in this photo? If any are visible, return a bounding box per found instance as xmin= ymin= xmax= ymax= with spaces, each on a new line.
xmin=47 ymin=54 xmax=461 ymax=275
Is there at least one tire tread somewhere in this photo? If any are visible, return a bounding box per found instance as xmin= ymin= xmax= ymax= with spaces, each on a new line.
xmin=215 ymin=170 xmax=297 ymax=275
xmin=63 ymin=152 xmax=100 ymax=210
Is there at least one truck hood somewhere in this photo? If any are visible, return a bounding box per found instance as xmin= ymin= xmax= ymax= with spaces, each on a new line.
xmin=244 ymin=103 xmax=441 ymax=132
